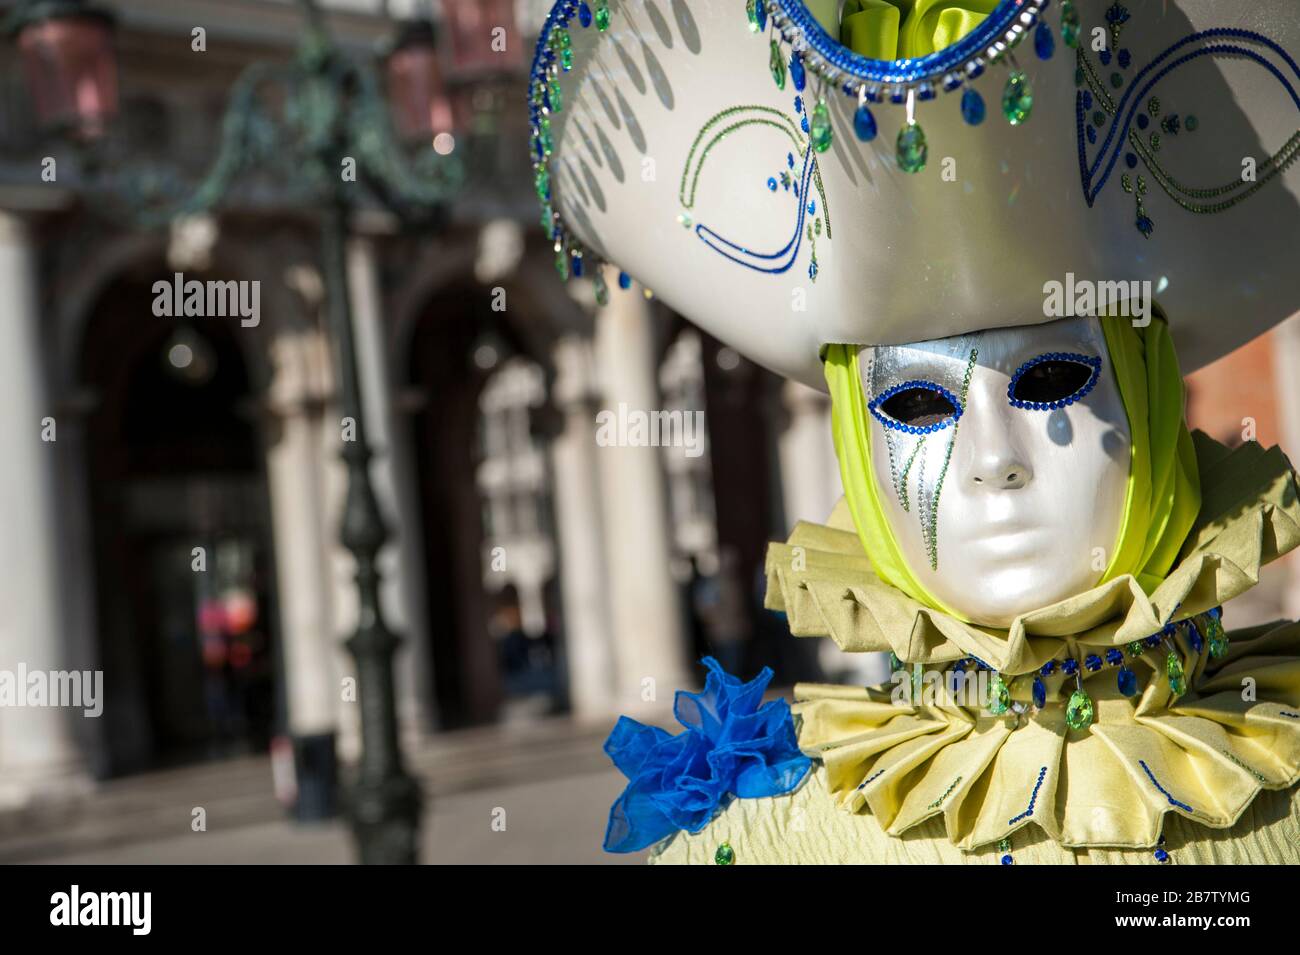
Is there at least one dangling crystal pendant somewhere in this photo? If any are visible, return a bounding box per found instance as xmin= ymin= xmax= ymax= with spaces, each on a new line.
xmin=1206 ymin=611 xmax=1229 ymax=658
xmin=770 ymin=39 xmax=786 ymax=90
xmin=1002 ymin=70 xmax=1033 ymax=125
xmin=960 ymin=87 xmax=985 ymax=125
xmin=1031 ymin=676 xmax=1046 ymax=709
xmin=1065 ymin=687 xmax=1094 ymax=729
xmin=810 ymin=98 xmax=833 ymax=153
xmin=1185 ymin=619 xmax=1204 ymax=653
xmin=594 ymin=0 xmax=611 ymax=31
xmin=594 ymin=270 xmax=609 ymax=306
xmin=1060 ymin=0 xmax=1080 ymax=48
xmin=578 ymin=1 xmax=592 ymax=28
xmin=1034 ymin=21 xmax=1055 ymax=60
xmin=548 ymin=77 xmax=563 ymax=113
xmin=746 ymin=0 xmax=761 ymax=33
xmin=790 ymin=54 xmax=806 ymax=92
xmin=555 ymin=245 xmax=570 ymax=280
xmin=896 ymin=122 xmax=927 ymax=173
xmin=1166 ymin=651 xmax=1186 ymax=696
xmin=987 ymin=673 xmax=1011 ymax=715
xmin=1117 ymin=665 xmax=1138 ymax=697
xmin=853 ymin=98 xmax=877 ymax=141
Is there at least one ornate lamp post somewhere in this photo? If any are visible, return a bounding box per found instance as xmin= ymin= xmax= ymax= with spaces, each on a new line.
xmin=4 ymin=0 xmax=498 ymax=864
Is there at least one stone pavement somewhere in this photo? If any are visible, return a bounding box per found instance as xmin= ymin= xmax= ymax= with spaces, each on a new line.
xmin=0 ymin=715 xmax=652 ymax=865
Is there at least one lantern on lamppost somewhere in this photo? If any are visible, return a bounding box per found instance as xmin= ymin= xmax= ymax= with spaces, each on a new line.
xmin=440 ymin=0 xmax=525 ymax=76
xmin=5 ymin=0 xmax=473 ymax=865
xmin=7 ymin=0 xmax=117 ymax=139
xmin=385 ymin=19 xmax=455 ymax=150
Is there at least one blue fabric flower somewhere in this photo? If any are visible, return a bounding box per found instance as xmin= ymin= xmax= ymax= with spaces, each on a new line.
xmin=602 ymin=657 xmax=812 ymax=853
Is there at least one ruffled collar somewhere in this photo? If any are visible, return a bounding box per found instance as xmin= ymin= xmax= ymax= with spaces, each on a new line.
xmin=766 ymin=432 xmax=1300 ymax=849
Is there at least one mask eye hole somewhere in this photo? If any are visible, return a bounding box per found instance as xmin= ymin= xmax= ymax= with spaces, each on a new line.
xmin=869 ymin=380 xmax=962 ymax=434
xmin=1008 ymin=353 xmax=1102 ymax=410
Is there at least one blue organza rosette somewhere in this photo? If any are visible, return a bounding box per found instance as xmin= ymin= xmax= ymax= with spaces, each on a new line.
xmin=602 ymin=657 xmax=812 ymax=853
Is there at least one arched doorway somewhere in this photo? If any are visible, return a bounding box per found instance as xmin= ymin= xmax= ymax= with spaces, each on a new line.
xmin=406 ymin=281 xmax=564 ymax=727
xmin=80 ymin=265 xmax=279 ymax=774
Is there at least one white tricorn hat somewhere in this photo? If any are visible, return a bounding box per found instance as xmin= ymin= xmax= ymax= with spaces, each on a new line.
xmin=529 ymin=0 xmax=1300 ymax=389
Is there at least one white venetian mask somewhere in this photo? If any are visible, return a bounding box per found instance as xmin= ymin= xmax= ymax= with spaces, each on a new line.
xmin=860 ymin=317 xmax=1131 ymax=627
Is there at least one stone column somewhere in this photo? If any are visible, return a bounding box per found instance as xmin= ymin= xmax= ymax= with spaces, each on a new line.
xmin=0 ymin=211 xmax=87 ymax=808
xmin=776 ymin=379 xmax=890 ymax=684
xmin=592 ymin=274 xmax=688 ymax=707
xmin=1271 ymin=317 xmax=1300 ymax=620
xmin=777 ymin=380 xmax=841 ymax=528
xmin=550 ymin=335 xmax=615 ymax=717
xmin=265 ymin=328 xmax=341 ymax=739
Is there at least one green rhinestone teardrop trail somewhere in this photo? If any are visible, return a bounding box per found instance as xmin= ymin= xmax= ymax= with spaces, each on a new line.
xmin=1002 ymin=70 xmax=1033 ymax=125
xmin=715 ymin=842 xmax=736 ymax=865
xmin=1066 ymin=687 xmax=1094 ymax=730
xmin=594 ymin=0 xmax=610 ymax=32
xmin=770 ymin=39 xmax=786 ymax=89
xmin=810 ymin=98 xmax=833 ymax=153
xmin=896 ymin=122 xmax=927 ymax=173
xmin=987 ymin=673 xmax=1011 ymax=715
xmin=1166 ymin=652 xmax=1186 ymax=696
xmin=1060 ymin=0 xmax=1080 ymax=48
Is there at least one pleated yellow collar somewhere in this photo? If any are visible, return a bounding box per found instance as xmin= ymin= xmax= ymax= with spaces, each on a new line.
xmin=766 ymin=432 xmax=1300 ymax=849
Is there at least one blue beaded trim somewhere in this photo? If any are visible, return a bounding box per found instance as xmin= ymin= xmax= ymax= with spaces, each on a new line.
xmin=1006 ymin=352 xmax=1102 ymax=411
xmin=1007 ymin=766 xmax=1047 ymax=825
xmin=867 ymin=380 xmax=964 ymax=434
xmin=1079 ymin=29 xmax=1300 ymax=205
xmin=858 ymin=767 xmax=887 ymax=790
xmin=1138 ymin=759 xmax=1194 ymax=814
xmin=771 ymin=0 xmax=1047 ymax=89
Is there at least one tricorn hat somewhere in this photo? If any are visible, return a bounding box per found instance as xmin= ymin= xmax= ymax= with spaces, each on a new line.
xmin=530 ymin=0 xmax=1300 ymax=388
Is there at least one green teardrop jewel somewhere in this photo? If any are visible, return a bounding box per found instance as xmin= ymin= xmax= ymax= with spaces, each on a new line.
xmin=1166 ymin=651 xmax=1186 ymax=696
xmin=810 ymin=98 xmax=833 ymax=153
xmin=593 ymin=271 xmax=609 ymax=306
xmin=770 ymin=38 xmax=786 ymax=89
xmin=594 ymin=0 xmax=610 ymax=32
xmin=1065 ymin=687 xmax=1095 ymax=730
xmin=987 ymin=674 xmax=1011 ymax=715
xmin=1207 ymin=615 xmax=1229 ymax=658
xmin=715 ymin=842 xmax=736 ymax=865
xmin=746 ymin=0 xmax=761 ymax=32
xmin=1060 ymin=0 xmax=1080 ymax=48
xmin=1002 ymin=70 xmax=1033 ymax=125
xmin=896 ymin=122 xmax=927 ymax=173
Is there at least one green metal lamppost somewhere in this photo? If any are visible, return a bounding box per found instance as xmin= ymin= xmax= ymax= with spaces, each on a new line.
xmin=5 ymin=0 xmax=503 ymax=864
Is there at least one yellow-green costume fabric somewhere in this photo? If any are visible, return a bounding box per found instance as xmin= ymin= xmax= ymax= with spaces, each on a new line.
xmin=651 ymin=434 xmax=1300 ymax=864
xmin=839 ymin=0 xmax=1000 ymax=59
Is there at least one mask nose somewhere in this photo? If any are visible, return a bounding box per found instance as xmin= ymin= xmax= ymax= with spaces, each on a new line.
xmin=963 ymin=379 xmax=1034 ymax=490
xmin=970 ymin=454 xmax=1033 ymax=489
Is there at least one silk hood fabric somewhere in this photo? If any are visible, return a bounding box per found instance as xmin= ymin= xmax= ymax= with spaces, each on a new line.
xmin=823 ymin=317 xmax=1203 ymax=620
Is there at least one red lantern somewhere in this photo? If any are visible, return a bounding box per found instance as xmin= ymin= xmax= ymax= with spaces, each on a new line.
xmin=14 ymin=3 xmax=118 ymax=139
xmin=385 ymin=19 xmax=455 ymax=143
xmin=440 ymin=0 xmax=523 ymax=76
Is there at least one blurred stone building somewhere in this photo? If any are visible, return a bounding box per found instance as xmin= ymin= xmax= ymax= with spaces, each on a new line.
xmin=0 ymin=0 xmax=849 ymax=812
xmin=0 ymin=0 xmax=1294 ymax=818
